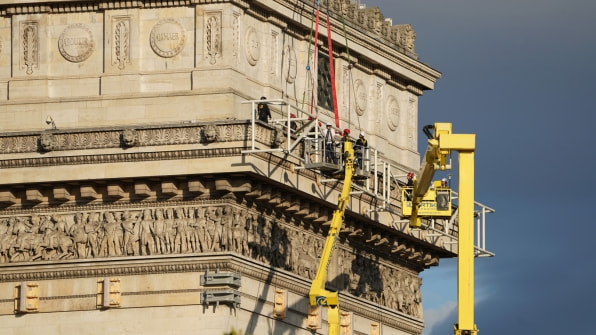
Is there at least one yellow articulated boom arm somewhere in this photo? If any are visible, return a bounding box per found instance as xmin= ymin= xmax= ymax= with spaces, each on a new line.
xmin=309 ymin=141 xmax=355 ymax=335
xmin=409 ymin=122 xmax=478 ymax=335
xmin=410 ymin=123 xmax=453 ymax=229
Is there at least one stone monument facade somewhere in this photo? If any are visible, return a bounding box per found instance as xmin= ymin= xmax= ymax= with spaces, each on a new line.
xmin=0 ymin=1 xmax=453 ymax=335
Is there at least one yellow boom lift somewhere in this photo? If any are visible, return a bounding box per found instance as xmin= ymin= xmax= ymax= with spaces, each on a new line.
xmin=308 ymin=141 xmax=355 ymax=335
xmin=405 ymin=122 xmax=478 ymax=335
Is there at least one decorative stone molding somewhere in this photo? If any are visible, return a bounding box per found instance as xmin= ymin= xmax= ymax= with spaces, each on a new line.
xmin=205 ymin=13 xmax=222 ymax=65
xmin=121 ymin=129 xmax=137 ymax=147
xmin=39 ymin=133 xmax=55 ymax=152
xmin=58 ymin=23 xmax=95 ymax=63
xmin=20 ymin=21 xmax=39 ymax=75
xmin=112 ymin=16 xmax=131 ymax=70
xmin=150 ymin=18 xmax=186 ymax=58
xmin=0 ymin=123 xmax=274 ymax=156
xmin=202 ymin=124 xmax=218 ymax=143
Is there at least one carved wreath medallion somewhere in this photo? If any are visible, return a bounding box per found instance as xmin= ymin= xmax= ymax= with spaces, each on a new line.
xmin=150 ymin=18 xmax=186 ymax=58
xmin=386 ymin=95 xmax=400 ymax=131
xmin=245 ymin=27 xmax=260 ymax=66
xmin=354 ymin=80 xmax=367 ymax=115
xmin=58 ymin=23 xmax=95 ymax=63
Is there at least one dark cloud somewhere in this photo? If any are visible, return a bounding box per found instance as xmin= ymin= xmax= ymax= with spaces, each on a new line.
xmin=360 ymin=0 xmax=596 ymax=334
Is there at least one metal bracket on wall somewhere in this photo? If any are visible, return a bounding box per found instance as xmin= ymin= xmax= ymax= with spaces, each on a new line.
xmin=15 ymin=281 xmax=39 ymax=313
xmin=201 ymin=289 xmax=241 ymax=309
xmin=201 ymin=270 xmax=241 ymax=288
xmin=96 ymin=277 xmax=121 ymax=309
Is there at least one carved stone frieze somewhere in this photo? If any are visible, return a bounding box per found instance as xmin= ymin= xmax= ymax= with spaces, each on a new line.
xmin=2 ymin=0 xmax=417 ymax=59
xmin=0 ymin=177 xmax=433 ymax=317
xmin=0 ymin=123 xmax=273 ymax=157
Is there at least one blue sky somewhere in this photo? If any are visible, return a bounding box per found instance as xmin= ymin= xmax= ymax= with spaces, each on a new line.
xmin=360 ymin=0 xmax=596 ymax=334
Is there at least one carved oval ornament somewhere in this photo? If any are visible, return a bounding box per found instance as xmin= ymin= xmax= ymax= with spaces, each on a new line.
xmin=245 ymin=27 xmax=260 ymax=66
xmin=282 ymin=45 xmax=297 ymax=84
xmin=58 ymin=24 xmax=95 ymax=63
xmin=354 ymin=80 xmax=367 ymax=115
xmin=386 ymin=95 xmax=400 ymax=131
xmin=150 ymin=19 xmax=186 ymax=58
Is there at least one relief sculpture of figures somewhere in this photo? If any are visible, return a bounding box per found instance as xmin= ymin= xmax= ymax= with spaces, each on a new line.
xmin=139 ymin=209 xmax=155 ymax=255
xmin=153 ymin=208 xmax=168 ymax=254
xmin=0 ymin=204 xmax=423 ymax=317
xmin=121 ymin=210 xmax=139 ymax=256
xmin=164 ymin=208 xmax=175 ymax=254
xmin=174 ymin=207 xmax=190 ymax=253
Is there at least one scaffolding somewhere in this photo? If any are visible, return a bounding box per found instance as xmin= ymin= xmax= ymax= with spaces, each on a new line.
xmin=241 ymin=98 xmax=494 ymax=257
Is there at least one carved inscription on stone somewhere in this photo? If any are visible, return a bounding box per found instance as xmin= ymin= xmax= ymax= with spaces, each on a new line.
xmin=58 ymin=24 xmax=95 ymax=63
xmin=150 ymin=18 xmax=186 ymax=58
xmin=205 ymin=13 xmax=221 ymax=65
xmin=20 ymin=21 xmax=39 ymax=75
xmin=112 ymin=17 xmax=131 ymax=70
xmin=386 ymin=95 xmax=400 ymax=131
xmin=245 ymin=27 xmax=259 ymax=66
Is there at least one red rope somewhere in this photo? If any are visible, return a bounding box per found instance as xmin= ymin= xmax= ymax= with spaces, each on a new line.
xmin=310 ymin=7 xmax=320 ymax=116
xmin=326 ymin=15 xmax=339 ymax=129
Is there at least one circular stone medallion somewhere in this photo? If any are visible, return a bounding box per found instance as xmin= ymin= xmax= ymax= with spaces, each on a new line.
xmin=58 ymin=24 xmax=95 ymax=63
xmin=245 ymin=27 xmax=260 ymax=66
xmin=150 ymin=19 xmax=187 ymax=58
xmin=354 ymin=80 xmax=367 ymax=115
xmin=386 ymin=96 xmax=400 ymax=131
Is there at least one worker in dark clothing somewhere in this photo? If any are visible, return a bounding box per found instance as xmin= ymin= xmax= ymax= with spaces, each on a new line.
xmin=405 ymin=172 xmax=414 ymax=200
xmin=322 ymin=123 xmax=337 ymax=164
xmin=257 ymin=96 xmax=271 ymax=123
xmin=406 ymin=172 xmax=414 ymax=187
xmin=355 ymin=131 xmax=368 ymax=169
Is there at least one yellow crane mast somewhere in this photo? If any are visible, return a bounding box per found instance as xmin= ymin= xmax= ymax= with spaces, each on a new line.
xmin=408 ymin=122 xmax=478 ymax=335
xmin=308 ymin=141 xmax=355 ymax=335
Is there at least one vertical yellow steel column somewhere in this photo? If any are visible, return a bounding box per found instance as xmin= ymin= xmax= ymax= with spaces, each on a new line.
xmin=455 ymin=150 xmax=478 ymax=335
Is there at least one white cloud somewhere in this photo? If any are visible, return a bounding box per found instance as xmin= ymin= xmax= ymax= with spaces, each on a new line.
xmin=422 ymin=300 xmax=457 ymax=335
